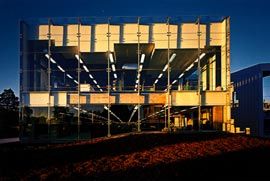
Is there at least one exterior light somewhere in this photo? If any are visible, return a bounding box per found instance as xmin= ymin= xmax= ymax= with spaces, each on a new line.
xmin=89 ymin=74 xmax=93 ymax=79
xmin=200 ymin=53 xmax=206 ymax=59
xmin=104 ymin=106 xmax=108 ymax=110
xmin=112 ymin=64 xmax=116 ymax=72
xmin=114 ymin=73 xmax=117 ymax=79
xmin=178 ymin=73 xmax=184 ymax=78
xmin=57 ymin=65 xmax=65 ymax=72
xmin=158 ymin=73 xmax=163 ymax=79
xmin=186 ymin=63 xmax=194 ymax=71
xmin=75 ymin=54 xmax=83 ymax=64
xmin=140 ymin=54 xmax=145 ymax=64
xmin=93 ymin=80 xmax=97 ymax=84
xmin=97 ymin=85 xmax=100 ymax=88
xmin=45 ymin=54 xmax=56 ymax=64
xmin=154 ymin=79 xmax=158 ymax=84
xmin=136 ymin=79 xmax=139 ymax=84
xmin=100 ymin=89 xmax=103 ymax=92
xmin=83 ymin=65 xmax=89 ymax=72
xmin=74 ymin=80 xmax=78 ymax=84
xmin=194 ymin=53 xmax=206 ymax=63
xmin=109 ymin=53 xmax=114 ymax=63
xmin=163 ymin=64 xmax=168 ymax=72
xmin=139 ymin=65 xmax=143 ymax=72
xmin=67 ymin=74 xmax=73 ymax=79
xmin=169 ymin=53 xmax=176 ymax=63
xmin=172 ymin=80 xmax=177 ymax=84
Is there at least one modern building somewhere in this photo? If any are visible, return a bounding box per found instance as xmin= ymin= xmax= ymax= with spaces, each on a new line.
xmin=232 ymin=63 xmax=270 ymax=137
xmin=19 ymin=16 xmax=231 ymax=141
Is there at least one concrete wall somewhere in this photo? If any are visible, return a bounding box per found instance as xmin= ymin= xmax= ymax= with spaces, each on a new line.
xmin=38 ymin=21 xmax=226 ymax=51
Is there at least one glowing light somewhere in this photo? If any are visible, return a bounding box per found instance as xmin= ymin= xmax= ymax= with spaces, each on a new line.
xmin=74 ymin=80 xmax=78 ymax=84
xmin=169 ymin=53 xmax=176 ymax=63
xmin=186 ymin=63 xmax=194 ymax=71
xmin=112 ymin=64 xmax=116 ymax=72
xmin=140 ymin=54 xmax=145 ymax=64
xmin=89 ymin=74 xmax=93 ymax=79
xmin=97 ymin=85 xmax=100 ymax=88
xmin=57 ymin=65 xmax=65 ymax=72
xmin=109 ymin=53 xmax=114 ymax=63
xmin=158 ymin=73 xmax=163 ymax=79
xmin=194 ymin=53 xmax=206 ymax=63
xmin=178 ymin=73 xmax=184 ymax=78
xmin=163 ymin=64 xmax=168 ymax=72
xmin=75 ymin=54 xmax=83 ymax=64
xmin=45 ymin=54 xmax=56 ymax=64
xmin=83 ymin=65 xmax=89 ymax=72
xmin=172 ymin=80 xmax=177 ymax=84
xmin=93 ymin=80 xmax=97 ymax=84
xmin=67 ymin=74 xmax=73 ymax=79
xmin=114 ymin=73 xmax=117 ymax=79
xmin=154 ymin=79 xmax=158 ymax=84
xmin=139 ymin=65 xmax=143 ymax=72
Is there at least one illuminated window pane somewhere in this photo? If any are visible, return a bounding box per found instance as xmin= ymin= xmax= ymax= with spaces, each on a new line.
xmin=39 ymin=25 xmax=63 ymax=46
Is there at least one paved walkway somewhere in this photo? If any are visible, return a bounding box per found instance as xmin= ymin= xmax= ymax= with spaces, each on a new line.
xmin=0 ymin=137 xmax=19 ymax=144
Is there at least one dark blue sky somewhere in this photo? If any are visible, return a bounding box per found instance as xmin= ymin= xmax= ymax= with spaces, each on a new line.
xmin=0 ymin=0 xmax=269 ymax=97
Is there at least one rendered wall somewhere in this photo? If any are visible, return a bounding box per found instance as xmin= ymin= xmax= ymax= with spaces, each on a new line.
xmin=123 ymin=24 xmax=149 ymax=43
xmin=67 ymin=25 xmax=91 ymax=52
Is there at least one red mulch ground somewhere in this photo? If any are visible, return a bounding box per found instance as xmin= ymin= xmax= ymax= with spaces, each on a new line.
xmin=1 ymin=132 xmax=270 ymax=180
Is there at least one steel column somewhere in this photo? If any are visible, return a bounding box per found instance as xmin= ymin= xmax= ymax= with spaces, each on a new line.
xmin=77 ymin=19 xmax=81 ymax=140
xmin=197 ymin=17 xmax=201 ymax=131
xmin=167 ymin=17 xmax=171 ymax=131
xmin=107 ymin=18 xmax=111 ymax=137
xmin=137 ymin=17 xmax=141 ymax=132
xmin=47 ymin=18 xmax=51 ymax=140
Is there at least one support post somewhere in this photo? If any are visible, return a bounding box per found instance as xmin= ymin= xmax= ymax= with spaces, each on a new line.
xmin=164 ymin=106 xmax=167 ymax=129
xmin=197 ymin=17 xmax=201 ymax=131
xmin=107 ymin=18 xmax=111 ymax=137
xmin=137 ymin=17 xmax=141 ymax=132
xmin=77 ymin=19 xmax=81 ymax=140
xmin=47 ymin=19 xmax=51 ymax=140
xmin=91 ymin=109 xmax=94 ymax=124
xmin=167 ymin=17 xmax=171 ymax=132
xmin=225 ymin=17 xmax=231 ymax=127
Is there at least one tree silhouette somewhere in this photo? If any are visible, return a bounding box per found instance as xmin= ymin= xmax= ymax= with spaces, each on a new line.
xmin=0 ymin=89 xmax=19 ymax=138
xmin=0 ymin=89 xmax=19 ymax=111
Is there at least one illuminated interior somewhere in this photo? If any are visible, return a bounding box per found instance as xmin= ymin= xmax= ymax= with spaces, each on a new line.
xmin=19 ymin=16 xmax=231 ymax=140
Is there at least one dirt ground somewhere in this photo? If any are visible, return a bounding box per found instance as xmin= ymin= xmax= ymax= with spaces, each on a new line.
xmin=1 ymin=132 xmax=270 ymax=180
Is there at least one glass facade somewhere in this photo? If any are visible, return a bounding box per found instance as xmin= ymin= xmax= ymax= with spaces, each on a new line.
xmin=19 ymin=16 xmax=230 ymax=141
